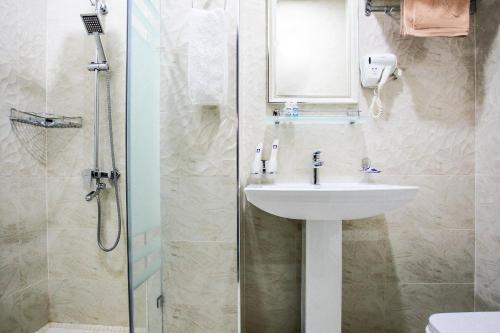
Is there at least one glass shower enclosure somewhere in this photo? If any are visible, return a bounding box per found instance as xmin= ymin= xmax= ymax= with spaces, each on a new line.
xmin=126 ymin=0 xmax=239 ymax=332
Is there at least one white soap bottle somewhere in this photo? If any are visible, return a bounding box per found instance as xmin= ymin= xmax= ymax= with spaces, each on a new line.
xmin=251 ymin=143 xmax=263 ymax=175
xmin=267 ymin=139 xmax=279 ymax=175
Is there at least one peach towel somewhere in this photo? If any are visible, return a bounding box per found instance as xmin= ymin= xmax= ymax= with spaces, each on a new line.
xmin=401 ymin=0 xmax=470 ymax=37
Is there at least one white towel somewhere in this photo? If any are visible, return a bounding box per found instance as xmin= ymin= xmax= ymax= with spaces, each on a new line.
xmin=188 ymin=8 xmax=228 ymax=106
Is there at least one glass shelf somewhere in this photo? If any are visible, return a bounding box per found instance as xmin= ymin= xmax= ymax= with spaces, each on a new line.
xmin=267 ymin=110 xmax=368 ymax=125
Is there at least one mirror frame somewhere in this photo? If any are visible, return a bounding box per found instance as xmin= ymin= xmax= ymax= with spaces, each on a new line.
xmin=267 ymin=0 xmax=359 ymax=104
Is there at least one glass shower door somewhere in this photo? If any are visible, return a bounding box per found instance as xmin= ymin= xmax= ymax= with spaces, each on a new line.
xmin=126 ymin=0 xmax=162 ymax=332
xmin=127 ymin=0 xmax=239 ymax=332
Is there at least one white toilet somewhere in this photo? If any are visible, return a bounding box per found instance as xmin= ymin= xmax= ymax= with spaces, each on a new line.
xmin=426 ymin=312 xmax=500 ymax=333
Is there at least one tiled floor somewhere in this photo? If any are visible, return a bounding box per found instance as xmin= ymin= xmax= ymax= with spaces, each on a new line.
xmin=35 ymin=323 xmax=129 ymax=333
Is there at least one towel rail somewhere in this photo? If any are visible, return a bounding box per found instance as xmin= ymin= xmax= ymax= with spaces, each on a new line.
xmin=365 ymin=0 xmax=476 ymax=16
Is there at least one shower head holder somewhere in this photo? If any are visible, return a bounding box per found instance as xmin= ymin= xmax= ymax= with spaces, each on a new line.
xmin=89 ymin=0 xmax=108 ymax=15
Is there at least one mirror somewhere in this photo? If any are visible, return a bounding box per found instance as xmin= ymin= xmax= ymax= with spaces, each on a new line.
xmin=268 ymin=0 xmax=358 ymax=104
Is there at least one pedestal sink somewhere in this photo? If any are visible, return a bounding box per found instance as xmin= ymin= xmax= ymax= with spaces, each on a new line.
xmin=244 ymin=182 xmax=419 ymax=333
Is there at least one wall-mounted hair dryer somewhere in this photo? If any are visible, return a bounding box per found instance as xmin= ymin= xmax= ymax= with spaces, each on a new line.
xmin=361 ymin=54 xmax=400 ymax=88
xmin=360 ymin=54 xmax=401 ymax=118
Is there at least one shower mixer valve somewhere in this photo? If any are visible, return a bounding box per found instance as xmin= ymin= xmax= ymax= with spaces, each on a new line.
xmin=90 ymin=169 xmax=120 ymax=180
xmin=83 ymin=168 xmax=121 ymax=201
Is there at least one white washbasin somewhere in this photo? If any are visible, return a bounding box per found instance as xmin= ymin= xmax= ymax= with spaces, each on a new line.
xmin=244 ymin=182 xmax=418 ymax=332
xmin=245 ymin=182 xmax=419 ymax=220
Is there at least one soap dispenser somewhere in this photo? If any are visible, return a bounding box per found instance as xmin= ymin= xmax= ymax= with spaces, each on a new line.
xmin=251 ymin=143 xmax=263 ymax=175
xmin=267 ymin=139 xmax=279 ymax=175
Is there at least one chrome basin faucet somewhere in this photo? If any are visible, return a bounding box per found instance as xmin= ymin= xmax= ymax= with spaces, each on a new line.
xmin=312 ymin=150 xmax=324 ymax=185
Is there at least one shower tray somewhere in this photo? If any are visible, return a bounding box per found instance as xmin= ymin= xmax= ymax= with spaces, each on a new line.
xmin=9 ymin=108 xmax=82 ymax=128
xmin=35 ymin=322 xmax=129 ymax=333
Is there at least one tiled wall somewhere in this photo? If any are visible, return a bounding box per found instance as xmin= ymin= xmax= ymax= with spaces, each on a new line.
xmin=45 ymin=0 xmax=128 ymax=325
xmin=159 ymin=0 xmax=239 ymax=332
xmin=240 ymin=0 xmax=476 ymax=332
xmin=0 ymin=0 xmax=129 ymax=329
xmin=0 ymin=0 xmax=49 ymax=332
xmin=475 ymin=0 xmax=500 ymax=311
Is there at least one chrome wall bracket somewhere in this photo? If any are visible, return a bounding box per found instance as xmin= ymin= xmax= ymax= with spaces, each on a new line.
xmin=89 ymin=0 xmax=108 ymax=15
xmin=365 ymin=0 xmax=400 ymax=16
xmin=88 ymin=62 xmax=109 ymax=71
xmin=361 ymin=158 xmax=381 ymax=174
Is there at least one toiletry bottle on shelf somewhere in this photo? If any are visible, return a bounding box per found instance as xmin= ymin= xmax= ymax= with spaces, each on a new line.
xmin=291 ymin=102 xmax=299 ymax=117
xmin=283 ymin=101 xmax=299 ymax=117
xmin=267 ymin=139 xmax=279 ymax=175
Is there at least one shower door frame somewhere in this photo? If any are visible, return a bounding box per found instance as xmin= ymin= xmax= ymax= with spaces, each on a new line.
xmin=125 ymin=0 xmax=163 ymax=331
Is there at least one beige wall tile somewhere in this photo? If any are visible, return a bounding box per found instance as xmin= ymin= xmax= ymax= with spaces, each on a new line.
xmin=165 ymin=303 xmax=237 ymax=333
xmin=49 ymin=278 xmax=128 ymax=326
xmin=161 ymin=176 xmax=237 ymax=242
xmin=0 ymin=287 xmax=23 ymax=333
xmin=385 ymin=283 xmax=474 ymax=333
xmin=0 ymin=232 xmax=22 ymax=300
xmin=475 ymin=203 xmax=500 ymax=310
xmin=244 ymin=282 xmax=301 ymax=333
xmin=343 ymin=218 xmax=389 ymax=284
xmin=243 ymin=205 xmax=302 ymax=266
xmin=378 ymin=175 xmax=475 ymax=230
xmin=342 ymin=283 xmax=385 ymax=333
xmin=163 ymin=241 xmax=238 ymax=333
xmin=242 ymin=205 xmax=302 ymax=333
xmin=19 ymin=230 xmax=48 ymax=288
xmin=48 ymin=227 xmax=126 ymax=281
xmin=164 ymin=241 xmax=237 ymax=305
xmin=386 ymin=228 xmax=474 ymax=284
xmin=19 ymin=280 xmax=50 ymax=333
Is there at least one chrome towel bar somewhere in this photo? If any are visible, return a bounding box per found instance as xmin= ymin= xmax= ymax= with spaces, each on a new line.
xmin=365 ymin=0 xmax=476 ymax=16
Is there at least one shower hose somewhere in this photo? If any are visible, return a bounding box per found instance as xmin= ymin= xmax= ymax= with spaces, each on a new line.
xmin=96 ymin=71 xmax=122 ymax=252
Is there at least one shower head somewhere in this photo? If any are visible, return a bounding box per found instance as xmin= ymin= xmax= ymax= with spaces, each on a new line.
xmin=81 ymin=13 xmax=108 ymax=66
xmin=81 ymin=13 xmax=104 ymax=34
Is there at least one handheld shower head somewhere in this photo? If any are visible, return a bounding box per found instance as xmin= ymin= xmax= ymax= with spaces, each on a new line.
xmin=81 ymin=13 xmax=108 ymax=66
xmin=81 ymin=13 xmax=104 ymax=34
